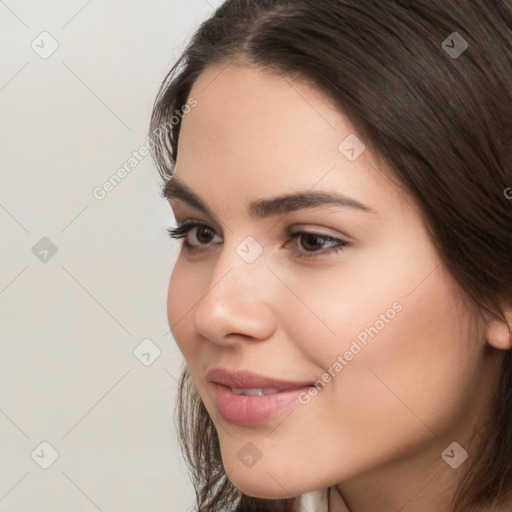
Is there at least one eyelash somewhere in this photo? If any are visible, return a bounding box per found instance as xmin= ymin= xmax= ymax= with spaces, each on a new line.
xmin=166 ymin=221 xmax=350 ymax=260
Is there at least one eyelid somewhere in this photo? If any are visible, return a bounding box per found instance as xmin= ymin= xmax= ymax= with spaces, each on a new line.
xmin=169 ymin=220 xmax=349 ymax=242
xmin=168 ymin=220 xmax=222 ymax=242
xmin=288 ymin=223 xmax=353 ymax=242
xmin=172 ymin=211 xmax=225 ymax=235
xmin=171 ymin=215 xmax=351 ymax=240
xmin=166 ymin=220 xmax=351 ymax=260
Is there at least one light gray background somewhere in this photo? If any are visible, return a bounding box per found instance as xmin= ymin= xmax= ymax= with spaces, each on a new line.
xmin=0 ymin=1 xmax=222 ymax=510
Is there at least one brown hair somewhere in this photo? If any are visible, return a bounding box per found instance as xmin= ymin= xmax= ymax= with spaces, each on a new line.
xmin=149 ymin=1 xmax=512 ymax=510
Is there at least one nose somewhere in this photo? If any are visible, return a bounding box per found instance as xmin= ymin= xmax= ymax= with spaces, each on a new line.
xmin=191 ymin=239 xmax=278 ymax=346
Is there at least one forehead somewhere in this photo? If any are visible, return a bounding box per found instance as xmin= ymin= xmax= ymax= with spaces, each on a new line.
xmin=181 ymin=64 xmax=351 ymax=174
xmin=186 ymin=62 xmax=346 ymax=147
xmin=176 ymin=63 xmax=409 ymax=218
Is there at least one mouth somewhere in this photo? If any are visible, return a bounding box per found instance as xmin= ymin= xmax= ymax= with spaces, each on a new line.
xmin=206 ymin=367 xmax=315 ymax=426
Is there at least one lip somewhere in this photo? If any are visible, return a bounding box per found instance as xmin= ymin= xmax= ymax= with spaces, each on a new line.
xmin=207 ymin=367 xmax=314 ymax=426
xmin=206 ymin=367 xmax=313 ymax=390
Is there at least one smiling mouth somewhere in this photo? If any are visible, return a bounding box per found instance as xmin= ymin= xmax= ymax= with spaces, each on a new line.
xmin=205 ymin=367 xmax=315 ymax=425
xmin=210 ymin=382 xmax=314 ymax=426
xmin=229 ymin=387 xmax=280 ymax=395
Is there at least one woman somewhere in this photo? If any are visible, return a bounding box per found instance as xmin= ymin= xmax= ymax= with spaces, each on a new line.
xmin=149 ymin=1 xmax=512 ymax=510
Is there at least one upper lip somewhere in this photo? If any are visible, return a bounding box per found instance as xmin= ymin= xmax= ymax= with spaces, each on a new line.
xmin=206 ymin=367 xmax=313 ymax=391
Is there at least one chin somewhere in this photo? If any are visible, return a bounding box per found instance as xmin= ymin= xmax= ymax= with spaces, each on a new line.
xmin=225 ymin=464 xmax=306 ymax=500
xmin=228 ymin=479 xmax=294 ymax=500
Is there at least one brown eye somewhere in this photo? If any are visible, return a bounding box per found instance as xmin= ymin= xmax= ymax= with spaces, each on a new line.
xmin=195 ymin=226 xmax=216 ymax=244
xmin=286 ymin=229 xmax=350 ymax=261
xmin=167 ymin=223 xmax=350 ymax=260
xmin=166 ymin=222 xmax=221 ymax=250
xmin=298 ymin=233 xmax=328 ymax=252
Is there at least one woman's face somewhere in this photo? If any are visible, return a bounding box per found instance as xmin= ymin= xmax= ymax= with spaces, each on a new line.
xmin=165 ymin=63 xmax=498 ymax=507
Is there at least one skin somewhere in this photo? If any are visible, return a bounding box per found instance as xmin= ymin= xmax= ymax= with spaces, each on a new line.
xmin=165 ymin=62 xmax=510 ymax=511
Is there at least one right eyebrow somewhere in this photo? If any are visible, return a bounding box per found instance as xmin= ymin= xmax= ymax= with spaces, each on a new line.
xmin=164 ymin=175 xmax=374 ymax=219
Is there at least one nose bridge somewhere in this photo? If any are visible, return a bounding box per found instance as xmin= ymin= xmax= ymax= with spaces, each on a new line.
xmin=191 ymin=235 xmax=275 ymax=342
xmin=210 ymin=234 xmax=268 ymax=301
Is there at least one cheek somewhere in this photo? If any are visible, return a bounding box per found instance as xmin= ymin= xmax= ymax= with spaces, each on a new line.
xmin=317 ymin=269 xmax=473 ymax=434
xmin=167 ymin=260 xmax=199 ymax=358
xmin=273 ymin=262 xmax=404 ymax=371
xmin=282 ymin=240 xmax=473 ymax=421
xmin=166 ymin=267 xmax=180 ymax=327
xmin=293 ymin=238 xmax=438 ymax=365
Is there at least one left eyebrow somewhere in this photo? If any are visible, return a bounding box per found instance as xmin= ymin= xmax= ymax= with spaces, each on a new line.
xmin=163 ymin=175 xmax=374 ymax=218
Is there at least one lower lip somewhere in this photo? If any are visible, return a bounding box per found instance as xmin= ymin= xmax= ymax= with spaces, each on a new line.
xmin=211 ymin=383 xmax=312 ymax=426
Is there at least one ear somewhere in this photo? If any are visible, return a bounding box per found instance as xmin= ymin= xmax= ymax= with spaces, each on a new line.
xmin=485 ymin=305 xmax=512 ymax=351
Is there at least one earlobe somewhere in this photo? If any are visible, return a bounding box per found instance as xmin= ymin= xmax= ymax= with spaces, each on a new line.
xmin=485 ymin=311 xmax=512 ymax=351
